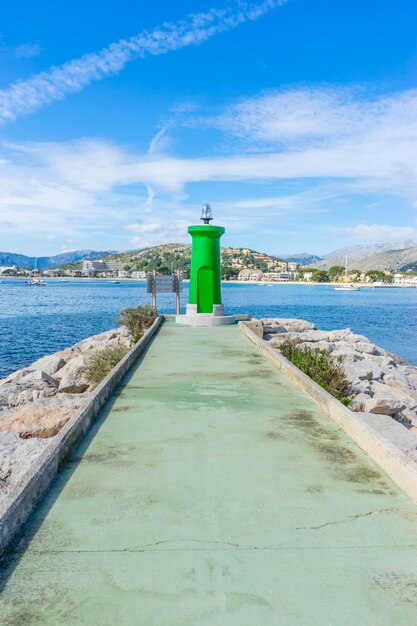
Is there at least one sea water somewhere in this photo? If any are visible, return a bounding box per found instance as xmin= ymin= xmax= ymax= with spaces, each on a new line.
xmin=0 ymin=279 xmax=416 ymax=377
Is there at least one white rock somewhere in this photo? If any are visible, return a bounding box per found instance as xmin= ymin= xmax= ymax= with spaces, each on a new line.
xmin=364 ymin=391 xmax=406 ymax=416
xmin=351 ymin=393 xmax=371 ymax=412
xmin=54 ymin=354 xmax=87 ymax=381
xmin=29 ymin=353 xmax=67 ymax=376
xmin=332 ymin=348 xmax=364 ymax=362
xmin=59 ymin=376 xmax=89 ymax=394
xmin=19 ymin=370 xmax=58 ymax=387
xmin=262 ymin=318 xmax=316 ymax=333
xmin=344 ymin=360 xmax=383 ymax=381
xmin=328 ymin=328 xmax=353 ymax=342
xmin=383 ymin=367 xmax=412 ymax=389
xmin=345 ymin=334 xmax=370 ymax=344
xmin=350 ymin=378 xmax=372 ymax=396
xmin=0 ymin=431 xmax=49 ymax=493
xmin=353 ymin=342 xmax=381 ymax=356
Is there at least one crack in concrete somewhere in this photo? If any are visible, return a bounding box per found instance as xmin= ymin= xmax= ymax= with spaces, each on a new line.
xmin=296 ymin=508 xmax=397 ymax=530
xmin=7 ymin=535 xmax=417 ymax=557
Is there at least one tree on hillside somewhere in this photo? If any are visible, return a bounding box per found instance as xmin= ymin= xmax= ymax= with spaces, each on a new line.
xmin=365 ymin=270 xmax=389 ymax=282
xmin=328 ymin=265 xmax=345 ymax=280
xmin=312 ymin=270 xmax=329 ymax=282
xmin=221 ymin=265 xmax=240 ymax=280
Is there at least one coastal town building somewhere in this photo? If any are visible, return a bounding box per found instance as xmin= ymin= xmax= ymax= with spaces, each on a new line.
xmin=393 ymin=273 xmax=417 ymax=285
xmin=238 ymin=269 xmax=264 ymax=281
xmin=82 ymin=260 xmax=123 ymax=276
xmin=0 ymin=265 xmax=17 ymax=275
xmin=302 ymin=272 xmax=314 ymax=281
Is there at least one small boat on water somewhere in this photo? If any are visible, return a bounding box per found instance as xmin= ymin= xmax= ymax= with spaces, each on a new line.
xmin=335 ymin=283 xmax=360 ymax=291
xmin=334 ymin=256 xmax=360 ymax=291
xmin=25 ymin=278 xmax=47 ymax=286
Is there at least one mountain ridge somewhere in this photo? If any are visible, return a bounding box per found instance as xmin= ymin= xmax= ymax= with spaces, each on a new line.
xmin=2 ymin=239 xmax=417 ymax=272
xmin=0 ymin=250 xmax=117 ymax=269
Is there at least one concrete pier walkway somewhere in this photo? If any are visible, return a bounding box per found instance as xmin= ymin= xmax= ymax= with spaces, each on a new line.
xmin=2 ymin=321 xmax=417 ymax=625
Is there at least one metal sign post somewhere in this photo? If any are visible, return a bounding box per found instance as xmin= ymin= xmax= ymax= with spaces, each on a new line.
xmin=147 ymin=272 xmax=183 ymax=313
xmin=176 ymin=270 xmax=181 ymax=315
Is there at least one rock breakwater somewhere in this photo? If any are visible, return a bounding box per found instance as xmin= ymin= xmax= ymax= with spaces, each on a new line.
xmin=253 ymin=318 xmax=417 ymax=435
xmin=0 ymin=327 xmax=132 ymax=497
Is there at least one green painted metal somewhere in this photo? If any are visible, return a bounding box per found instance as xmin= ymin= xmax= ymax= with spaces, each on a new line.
xmin=188 ymin=224 xmax=224 ymax=313
xmin=2 ymin=321 xmax=417 ymax=624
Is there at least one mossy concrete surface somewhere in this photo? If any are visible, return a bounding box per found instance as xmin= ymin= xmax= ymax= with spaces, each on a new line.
xmin=1 ymin=320 xmax=417 ymax=624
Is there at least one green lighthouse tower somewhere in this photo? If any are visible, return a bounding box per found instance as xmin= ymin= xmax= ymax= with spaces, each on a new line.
xmin=176 ymin=204 xmax=235 ymax=326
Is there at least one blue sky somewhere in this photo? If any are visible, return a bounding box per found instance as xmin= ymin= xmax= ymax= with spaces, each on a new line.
xmin=1 ymin=0 xmax=417 ymax=256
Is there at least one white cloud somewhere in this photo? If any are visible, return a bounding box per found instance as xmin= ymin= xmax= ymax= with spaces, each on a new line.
xmin=208 ymin=86 xmax=417 ymax=148
xmin=0 ymin=1 xmax=287 ymax=123
xmin=343 ymin=224 xmax=417 ymax=241
xmin=128 ymin=221 xmax=189 ymax=247
xmin=4 ymin=82 xmax=417 ymax=251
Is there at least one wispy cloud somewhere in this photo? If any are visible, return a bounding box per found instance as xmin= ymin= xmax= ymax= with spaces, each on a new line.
xmin=0 ymin=1 xmax=287 ymax=124
xmin=343 ymin=224 xmax=417 ymax=241
xmin=13 ymin=42 xmax=42 ymax=59
xmin=3 ymin=82 xmax=417 ymax=252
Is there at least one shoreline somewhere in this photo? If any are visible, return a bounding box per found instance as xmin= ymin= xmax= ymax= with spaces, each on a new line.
xmin=2 ymin=276 xmax=416 ymax=288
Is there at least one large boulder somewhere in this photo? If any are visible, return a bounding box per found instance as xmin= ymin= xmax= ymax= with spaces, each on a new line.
xmin=344 ymin=359 xmax=383 ymax=382
xmin=383 ymin=367 xmax=413 ymax=390
xmin=328 ymin=329 xmax=353 ymax=342
xmin=0 ymin=431 xmax=49 ymax=493
xmin=261 ymin=318 xmax=316 ymax=333
xmin=350 ymin=378 xmax=373 ymax=396
xmin=345 ymin=333 xmax=371 ymax=344
xmin=364 ymin=391 xmax=406 ymax=416
xmin=350 ymin=393 xmax=372 ymax=412
xmin=0 ymin=403 xmax=75 ymax=438
xmin=28 ymin=353 xmax=68 ymax=376
xmin=18 ymin=370 xmax=58 ymax=387
xmin=353 ymin=342 xmax=384 ymax=356
xmin=331 ymin=346 xmax=364 ymax=362
xmin=55 ymin=354 xmax=89 ymax=393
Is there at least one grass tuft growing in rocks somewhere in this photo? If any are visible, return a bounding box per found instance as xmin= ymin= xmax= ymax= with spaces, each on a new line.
xmin=116 ymin=305 xmax=157 ymax=342
xmin=84 ymin=345 xmax=129 ymax=389
xmin=278 ymin=339 xmax=352 ymax=406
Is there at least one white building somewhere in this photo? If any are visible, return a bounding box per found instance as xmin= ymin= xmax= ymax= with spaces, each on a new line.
xmin=82 ymin=260 xmax=123 ymax=276
xmin=393 ymin=273 xmax=417 ymax=285
xmin=131 ymin=271 xmax=147 ymax=279
xmin=0 ymin=265 xmax=17 ymax=275
xmin=238 ymin=269 xmax=264 ymax=281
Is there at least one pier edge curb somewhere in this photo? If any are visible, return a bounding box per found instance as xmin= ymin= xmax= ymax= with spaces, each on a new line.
xmin=239 ymin=321 xmax=417 ymax=505
xmin=0 ymin=316 xmax=163 ymax=557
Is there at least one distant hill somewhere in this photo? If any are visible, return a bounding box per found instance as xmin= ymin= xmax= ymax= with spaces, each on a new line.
xmin=312 ymin=245 xmax=417 ymax=272
xmin=6 ymin=238 xmax=417 ymax=273
xmin=101 ymin=243 xmax=286 ymax=274
xmin=0 ymin=250 xmax=117 ymax=269
xmin=322 ymin=240 xmax=416 ymax=261
xmin=278 ymin=253 xmax=323 ymax=266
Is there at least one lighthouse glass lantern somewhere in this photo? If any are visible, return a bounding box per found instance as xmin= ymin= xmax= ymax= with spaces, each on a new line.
xmin=200 ymin=203 xmax=213 ymax=224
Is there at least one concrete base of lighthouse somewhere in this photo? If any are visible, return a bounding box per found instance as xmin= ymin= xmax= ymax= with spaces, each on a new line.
xmin=176 ymin=304 xmax=235 ymax=327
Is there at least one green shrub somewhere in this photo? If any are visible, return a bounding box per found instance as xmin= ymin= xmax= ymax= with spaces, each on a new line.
xmin=116 ymin=305 xmax=157 ymax=342
xmin=84 ymin=345 xmax=129 ymax=388
xmin=278 ymin=339 xmax=352 ymax=406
